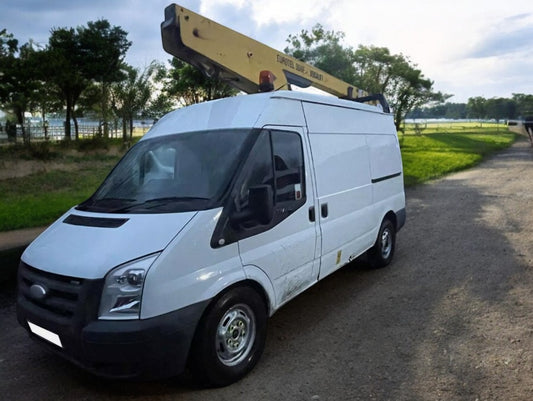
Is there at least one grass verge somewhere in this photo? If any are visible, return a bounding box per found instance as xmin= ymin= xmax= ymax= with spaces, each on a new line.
xmin=401 ymin=129 xmax=516 ymax=186
xmin=0 ymin=150 xmax=122 ymax=231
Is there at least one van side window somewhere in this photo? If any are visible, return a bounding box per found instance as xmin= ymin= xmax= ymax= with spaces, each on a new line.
xmin=237 ymin=132 xmax=274 ymax=209
xmin=225 ymin=129 xmax=306 ymax=240
xmin=272 ymin=130 xmax=305 ymax=205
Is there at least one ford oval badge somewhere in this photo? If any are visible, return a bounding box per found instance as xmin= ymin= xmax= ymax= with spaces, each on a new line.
xmin=30 ymin=284 xmax=48 ymax=300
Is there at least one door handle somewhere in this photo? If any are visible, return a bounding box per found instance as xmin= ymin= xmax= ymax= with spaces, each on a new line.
xmin=321 ymin=203 xmax=328 ymax=218
xmin=309 ymin=206 xmax=315 ymax=222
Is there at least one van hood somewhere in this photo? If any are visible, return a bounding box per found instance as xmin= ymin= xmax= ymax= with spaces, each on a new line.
xmin=21 ymin=209 xmax=197 ymax=279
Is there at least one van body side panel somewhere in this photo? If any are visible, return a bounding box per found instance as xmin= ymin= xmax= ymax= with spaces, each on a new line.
xmin=141 ymin=208 xmax=245 ymax=319
xmin=367 ymin=133 xmax=406 ymax=231
xmin=367 ymin=134 xmax=403 ymax=183
xmin=302 ymin=101 xmax=401 ymax=278
xmin=242 ymin=264 xmax=277 ymax=315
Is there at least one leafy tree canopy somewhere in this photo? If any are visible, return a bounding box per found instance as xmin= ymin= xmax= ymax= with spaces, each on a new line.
xmin=285 ymin=24 xmax=449 ymax=130
xmin=159 ymin=58 xmax=238 ymax=107
xmin=285 ymin=25 xmax=356 ymax=84
xmin=0 ymin=30 xmax=45 ymax=142
xmin=44 ymin=19 xmax=131 ymax=139
xmin=111 ymin=62 xmax=160 ymax=140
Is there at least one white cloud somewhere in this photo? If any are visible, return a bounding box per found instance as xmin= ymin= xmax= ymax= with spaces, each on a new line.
xmin=199 ymin=0 xmax=329 ymax=26
xmin=2 ymin=0 xmax=533 ymax=102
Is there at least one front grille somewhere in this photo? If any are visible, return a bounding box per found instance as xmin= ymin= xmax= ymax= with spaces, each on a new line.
xmin=18 ymin=262 xmax=102 ymax=323
xmin=18 ymin=263 xmax=83 ymax=319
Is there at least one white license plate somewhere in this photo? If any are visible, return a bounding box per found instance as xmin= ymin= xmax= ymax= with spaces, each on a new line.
xmin=28 ymin=321 xmax=63 ymax=348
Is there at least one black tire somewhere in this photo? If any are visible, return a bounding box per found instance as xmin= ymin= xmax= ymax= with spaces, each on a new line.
xmin=367 ymin=218 xmax=396 ymax=269
xmin=189 ymin=286 xmax=267 ymax=387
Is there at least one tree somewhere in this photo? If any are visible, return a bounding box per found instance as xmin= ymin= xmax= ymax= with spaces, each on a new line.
xmin=24 ymin=41 xmax=62 ymax=140
xmin=285 ymin=24 xmax=357 ymax=84
xmin=161 ymin=58 xmax=237 ymax=106
xmin=284 ymin=27 xmax=447 ymax=130
xmin=78 ymin=20 xmax=131 ymax=137
xmin=353 ymin=45 xmax=448 ymax=130
xmin=0 ymin=31 xmax=43 ymax=143
xmin=444 ymin=103 xmax=467 ymax=119
xmin=466 ymin=97 xmax=486 ymax=119
xmin=45 ymin=27 xmax=88 ymax=140
xmin=45 ymin=20 xmax=130 ymax=140
xmin=485 ymin=97 xmax=516 ymax=122
xmin=512 ymin=93 xmax=533 ymax=117
xmin=408 ymin=102 xmax=467 ymax=119
xmin=0 ymin=29 xmax=21 ymax=141
xmin=111 ymin=63 xmax=159 ymax=141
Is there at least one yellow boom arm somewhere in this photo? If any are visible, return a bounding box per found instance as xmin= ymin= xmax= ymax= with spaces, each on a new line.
xmin=161 ymin=4 xmax=366 ymax=99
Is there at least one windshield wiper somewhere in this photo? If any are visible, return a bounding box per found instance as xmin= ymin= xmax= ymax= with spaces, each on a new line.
xmin=110 ymin=197 xmax=210 ymax=213
xmin=77 ymin=197 xmax=136 ymax=211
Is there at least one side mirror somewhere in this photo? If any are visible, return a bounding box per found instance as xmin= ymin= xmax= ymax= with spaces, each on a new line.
xmin=248 ymin=185 xmax=274 ymax=225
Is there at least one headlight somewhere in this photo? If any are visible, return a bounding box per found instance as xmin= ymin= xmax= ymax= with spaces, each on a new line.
xmin=98 ymin=253 xmax=160 ymax=320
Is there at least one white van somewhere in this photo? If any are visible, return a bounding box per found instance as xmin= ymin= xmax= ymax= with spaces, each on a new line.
xmin=17 ymin=90 xmax=405 ymax=386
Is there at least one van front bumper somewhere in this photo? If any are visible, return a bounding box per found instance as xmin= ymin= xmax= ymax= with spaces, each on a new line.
xmin=17 ymin=297 xmax=209 ymax=379
xmin=17 ymin=261 xmax=209 ymax=379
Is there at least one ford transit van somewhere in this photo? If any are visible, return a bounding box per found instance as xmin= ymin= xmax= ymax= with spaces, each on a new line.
xmin=17 ymin=90 xmax=405 ymax=386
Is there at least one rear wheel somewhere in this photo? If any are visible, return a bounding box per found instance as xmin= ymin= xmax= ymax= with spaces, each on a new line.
xmin=189 ymin=286 xmax=267 ymax=387
xmin=367 ymin=218 xmax=396 ymax=268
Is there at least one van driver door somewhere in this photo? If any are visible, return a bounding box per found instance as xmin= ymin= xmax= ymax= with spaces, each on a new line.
xmin=233 ymin=127 xmax=321 ymax=307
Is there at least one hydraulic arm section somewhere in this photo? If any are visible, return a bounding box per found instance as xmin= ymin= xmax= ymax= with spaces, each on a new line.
xmin=161 ymin=4 xmax=390 ymax=112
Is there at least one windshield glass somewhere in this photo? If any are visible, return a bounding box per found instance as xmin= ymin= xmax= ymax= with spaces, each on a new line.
xmin=78 ymin=129 xmax=251 ymax=213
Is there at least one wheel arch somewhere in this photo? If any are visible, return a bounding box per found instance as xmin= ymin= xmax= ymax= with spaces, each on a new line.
xmin=383 ymin=210 xmax=397 ymax=231
xmin=205 ymin=279 xmax=272 ymax=317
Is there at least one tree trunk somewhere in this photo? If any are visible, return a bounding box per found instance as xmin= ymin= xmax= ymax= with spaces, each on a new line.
xmin=102 ymin=83 xmax=110 ymax=138
xmin=41 ymin=106 xmax=49 ymax=140
xmin=122 ymin=117 xmax=128 ymax=141
xmin=73 ymin=112 xmax=79 ymax=140
xmin=129 ymin=117 xmax=134 ymax=140
xmin=65 ymin=98 xmax=72 ymax=141
xmin=15 ymin=109 xmax=29 ymax=145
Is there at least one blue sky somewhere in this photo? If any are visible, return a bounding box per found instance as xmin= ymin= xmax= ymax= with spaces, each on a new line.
xmin=2 ymin=0 xmax=533 ymax=103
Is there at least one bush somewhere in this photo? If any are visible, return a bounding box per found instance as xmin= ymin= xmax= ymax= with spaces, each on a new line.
xmin=28 ymin=142 xmax=55 ymax=160
xmin=76 ymin=136 xmax=110 ymax=152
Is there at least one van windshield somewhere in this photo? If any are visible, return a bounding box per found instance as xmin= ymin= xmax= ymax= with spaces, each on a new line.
xmin=77 ymin=129 xmax=251 ymax=213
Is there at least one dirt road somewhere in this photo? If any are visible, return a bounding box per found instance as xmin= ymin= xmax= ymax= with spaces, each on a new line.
xmin=1 ymin=137 xmax=532 ymax=400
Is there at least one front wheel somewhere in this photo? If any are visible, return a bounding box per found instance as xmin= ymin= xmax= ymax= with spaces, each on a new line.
xmin=189 ymin=286 xmax=267 ymax=387
xmin=367 ymin=218 xmax=396 ymax=268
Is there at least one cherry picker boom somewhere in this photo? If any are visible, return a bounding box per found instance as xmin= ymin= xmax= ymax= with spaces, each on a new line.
xmin=160 ymin=4 xmax=390 ymax=112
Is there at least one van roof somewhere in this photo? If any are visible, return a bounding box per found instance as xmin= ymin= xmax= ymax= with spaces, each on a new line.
xmin=145 ymin=90 xmax=387 ymax=139
xmin=266 ymin=90 xmax=384 ymax=112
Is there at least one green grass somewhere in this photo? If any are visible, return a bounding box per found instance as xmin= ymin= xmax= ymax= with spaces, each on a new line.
xmin=401 ymin=128 xmax=516 ymax=186
xmin=0 ymin=155 xmax=121 ymax=231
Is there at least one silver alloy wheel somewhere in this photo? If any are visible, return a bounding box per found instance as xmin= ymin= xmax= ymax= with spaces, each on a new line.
xmin=380 ymin=227 xmax=393 ymax=259
xmin=216 ymin=304 xmax=256 ymax=366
